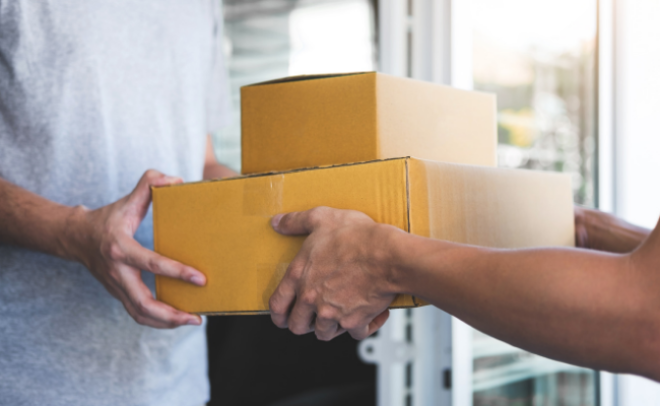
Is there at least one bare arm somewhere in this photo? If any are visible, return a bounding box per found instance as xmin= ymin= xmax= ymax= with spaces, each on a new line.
xmin=268 ymin=207 xmax=660 ymax=381
xmin=0 ymin=172 xmax=207 ymax=329
xmin=393 ymin=220 xmax=660 ymax=380
xmin=0 ymin=177 xmax=80 ymax=258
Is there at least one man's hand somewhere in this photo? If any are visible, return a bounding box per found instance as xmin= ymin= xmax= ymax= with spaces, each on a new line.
xmin=574 ymin=205 xmax=650 ymax=253
xmin=269 ymin=207 xmax=398 ymax=341
xmin=67 ymin=170 xmax=206 ymax=329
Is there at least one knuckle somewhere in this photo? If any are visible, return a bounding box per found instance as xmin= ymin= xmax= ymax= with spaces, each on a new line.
xmin=144 ymin=169 xmax=160 ymax=180
xmin=134 ymin=300 xmax=149 ymax=317
xmin=287 ymin=262 xmax=305 ymax=281
xmin=300 ymin=290 xmax=317 ymax=306
xmin=268 ymin=296 xmax=278 ymax=311
xmin=269 ymin=296 xmax=285 ymax=315
xmin=179 ymin=265 xmax=194 ymax=280
xmin=317 ymin=306 xmax=337 ymax=321
xmin=103 ymin=241 xmax=125 ymax=262
xmin=308 ymin=207 xmax=327 ymax=224
xmin=147 ymin=257 xmax=163 ymax=274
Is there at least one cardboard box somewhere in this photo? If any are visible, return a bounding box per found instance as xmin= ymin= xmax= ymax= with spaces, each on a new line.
xmin=153 ymin=158 xmax=574 ymax=315
xmin=241 ymin=72 xmax=497 ymax=174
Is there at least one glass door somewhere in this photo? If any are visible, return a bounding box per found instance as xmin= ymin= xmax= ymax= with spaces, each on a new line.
xmin=471 ymin=0 xmax=598 ymax=404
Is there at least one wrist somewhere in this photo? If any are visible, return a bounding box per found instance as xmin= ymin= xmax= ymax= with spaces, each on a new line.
xmin=373 ymin=224 xmax=414 ymax=295
xmin=58 ymin=205 xmax=92 ymax=264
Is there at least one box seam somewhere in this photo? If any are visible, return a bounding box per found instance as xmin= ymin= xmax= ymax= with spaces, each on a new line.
xmin=404 ymin=158 xmax=411 ymax=234
xmin=373 ymin=73 xmax=381 ymax=157
xmin=404 ymin=158 xmax=420 ymax=307
xmin=157 ymin=157 xmax=411 ymax=190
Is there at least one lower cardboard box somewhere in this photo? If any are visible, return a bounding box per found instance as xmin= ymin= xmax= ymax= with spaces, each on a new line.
xmin=153 ymin=157 xmax=575 ymax=315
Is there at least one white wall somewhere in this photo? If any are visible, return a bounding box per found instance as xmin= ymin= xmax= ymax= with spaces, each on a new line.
xmin=614 ymin=1 xmax=660 ymax=404
xmin=616 ymin=0 xmax=660 ymax=229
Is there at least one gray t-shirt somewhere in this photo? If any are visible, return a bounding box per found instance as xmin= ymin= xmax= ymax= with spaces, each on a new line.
xmin=0 ymin=1 xmax=230 ymax=405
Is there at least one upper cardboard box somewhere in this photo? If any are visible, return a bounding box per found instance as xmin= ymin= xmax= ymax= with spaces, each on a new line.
xmin=153 ymin=158 xmax=574 ymax=315
xmin=241 ymin=72 xmax=497 ymax=174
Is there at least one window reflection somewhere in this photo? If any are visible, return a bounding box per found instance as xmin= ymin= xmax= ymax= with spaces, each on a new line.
xmin=472 ymin=1 xmax=598 ymax=404
xmin=214 ymin=0 xmax=376 ymax=173
xmin=473 ymin=0 xmax=597 ymax=206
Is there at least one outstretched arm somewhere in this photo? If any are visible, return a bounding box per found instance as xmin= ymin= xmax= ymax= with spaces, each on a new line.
xmin=269 ymin=206 xmax=660 ymax=381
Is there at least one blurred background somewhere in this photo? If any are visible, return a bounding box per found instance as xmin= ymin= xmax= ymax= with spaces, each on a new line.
xmin=208 ymin=0 xmax=660 ymax=405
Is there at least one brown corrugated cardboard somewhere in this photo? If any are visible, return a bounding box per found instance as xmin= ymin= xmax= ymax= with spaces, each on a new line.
xmin=241 ymin=72 xmax=497 ymax=174
xmin=153 ymin=158 xmax=574 ymax=315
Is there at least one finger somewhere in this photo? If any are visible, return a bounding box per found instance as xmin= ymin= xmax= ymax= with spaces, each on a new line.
xmin=113 ymin=283 xmax=168 ymax=329
xmin=287 ymin=297 xmax=316 ymax=336
xmin=269 ymin=273 xmax=298 ymax=329
xmin=315 ymin=316 xmax=342 ymax=341
xmin=123 ymin=239 xmax=206 ymax=286
xmin=367 ymin=309 xmax=390 ymax=336
xmin=126 ymin=169 xmax=183 ymax=219
xmin=105 ymin=277 xmax=168 ymax=328
xmin=346 ymin=324 xmax=370 ymax=341
xmin=117 ymin=266 xmax=201 ymax=328
xmin=271 ymin=206 xmax=332 ymax=235
xmin=271 ymin=212 xmax=310 ymax=236
xmin=344 ymin=310 xmax=390 ymax=341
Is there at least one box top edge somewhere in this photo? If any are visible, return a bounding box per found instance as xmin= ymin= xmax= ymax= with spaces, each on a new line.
xmin=153 ymin=157 xmax=411 ymax=190
xmin=242 ymin=71 xmax=374 ymax=88
xmin=408 ymin=157 xmax=572 ymax=179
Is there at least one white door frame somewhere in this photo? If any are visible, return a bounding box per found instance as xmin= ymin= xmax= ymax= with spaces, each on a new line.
xmin=360 ymin=1 xmax=472 ymax=405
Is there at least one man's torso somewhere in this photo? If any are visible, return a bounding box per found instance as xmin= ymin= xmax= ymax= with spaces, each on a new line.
xmin=0 ymin=1 xmax=226 ymax=404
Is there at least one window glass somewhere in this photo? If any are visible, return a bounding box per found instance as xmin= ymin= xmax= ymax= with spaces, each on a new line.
xmin=471 ymin=0 xmax=598 ymax=404
xmin=473 ymin=0 xmax=597 ymax=206
xmin=214 ymin=0 xmax=376 ymax=172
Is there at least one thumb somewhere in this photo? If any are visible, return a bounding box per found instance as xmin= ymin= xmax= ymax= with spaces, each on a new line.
xmin=126 ymin=169 xmax=183 ymax=220
xmin=272 ymin=207 xmax=330 ymax=236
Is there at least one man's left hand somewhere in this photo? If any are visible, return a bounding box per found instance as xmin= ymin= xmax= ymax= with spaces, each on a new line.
xmin=269 ymin=207 xmax=399 ymax=341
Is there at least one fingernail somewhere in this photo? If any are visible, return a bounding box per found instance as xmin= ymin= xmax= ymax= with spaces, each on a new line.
xmin=190 ymin=275 xmax=206 ymax=286
xmin=187 ymin=317 xmax=202 ymax=326
xmin=271 ymin=214 xmax=283 ymax=230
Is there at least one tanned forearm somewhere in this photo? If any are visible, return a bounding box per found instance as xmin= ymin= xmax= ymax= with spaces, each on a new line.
xmin=390 ymin=221 xmax=660 ymax=380
xmin=0 ymin=171 xmax=207 ymax=328
xmin=0 ymin=177 xmax=82 ymax=260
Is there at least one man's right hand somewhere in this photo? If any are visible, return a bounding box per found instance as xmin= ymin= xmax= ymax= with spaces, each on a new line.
xmin=65 ymin=170 xmax=206 ymax=329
